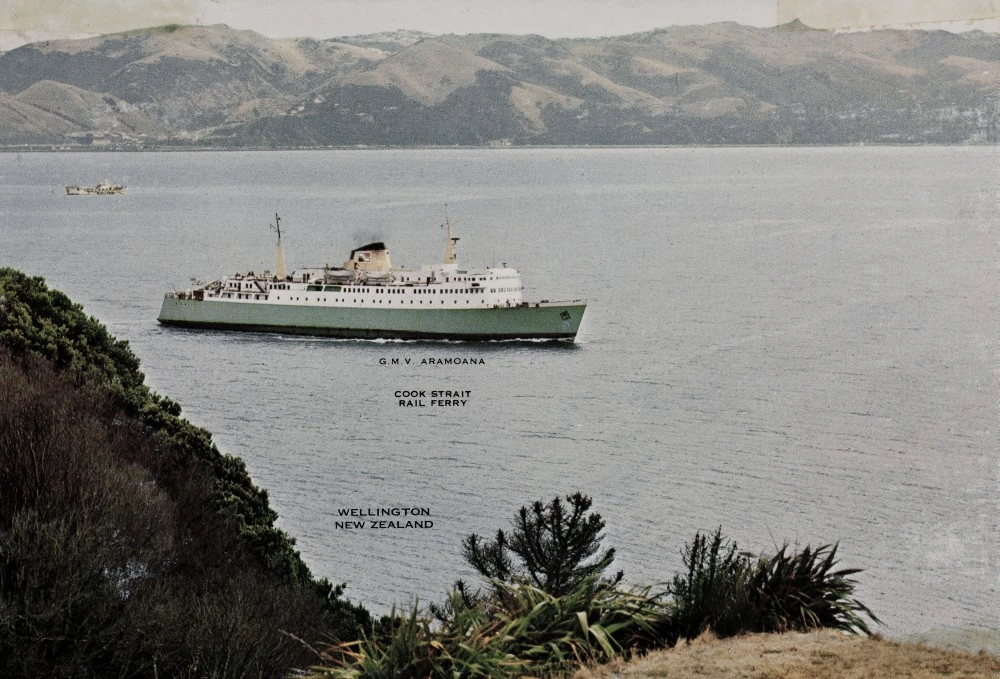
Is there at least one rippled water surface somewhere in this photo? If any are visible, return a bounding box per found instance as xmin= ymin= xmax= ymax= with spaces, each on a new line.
xmin=1 ymin=147 xmax=996 ymax=645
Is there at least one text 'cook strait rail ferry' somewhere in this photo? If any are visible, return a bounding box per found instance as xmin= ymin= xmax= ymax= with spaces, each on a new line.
xmin=157 ymin=214 xmax=587 ymax=341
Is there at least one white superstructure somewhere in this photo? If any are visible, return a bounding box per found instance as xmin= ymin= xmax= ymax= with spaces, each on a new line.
xmin=183 ymin=217 xmax=526 ymax=310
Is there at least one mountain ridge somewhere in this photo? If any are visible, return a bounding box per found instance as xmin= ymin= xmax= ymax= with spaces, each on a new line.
xmin=1 ymin=22 xmax=997 ymax=147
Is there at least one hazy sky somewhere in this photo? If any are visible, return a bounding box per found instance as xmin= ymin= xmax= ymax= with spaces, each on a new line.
xmin=2 ymin=0 xmax=997 ymax=41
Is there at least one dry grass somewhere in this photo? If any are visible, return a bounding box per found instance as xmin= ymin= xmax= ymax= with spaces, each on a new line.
xmin=574 ymin=630 xmax=1000 ymax=679
xmin=343 ymin=40 xmax=507 ymax=106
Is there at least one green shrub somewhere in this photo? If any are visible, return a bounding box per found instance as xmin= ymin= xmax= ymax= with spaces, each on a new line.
xmin=0 ymin=269 xmax=369 ymax=613
xmin=307 ymin=576 xmax=663 ymax=678
xmin=662 ymin=528 xmax=880 ymax=641
xmin=312 ymin=601 xmax=526 ymax=679
xmin=308 ymin=511 xmax=879 ymax=678
xmin=0 ymin=270 xmax=373 ymax=675
xmin=741 ymin=542 xmax=881 ymax=636
xmin=495 ymin=577 xmax=662 ymax=671
xmin=0 ymin=352 xmax=340 ymax=677
xmin=663 ymin=526 xmax=749 ymax=642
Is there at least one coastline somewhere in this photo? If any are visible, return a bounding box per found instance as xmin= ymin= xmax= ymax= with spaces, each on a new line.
xmin=1 ymin=142 xmax=997 ymax=153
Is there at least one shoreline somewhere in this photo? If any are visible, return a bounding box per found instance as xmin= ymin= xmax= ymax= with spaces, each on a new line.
xmin=1 ymin=142 xmax=996 ymax=153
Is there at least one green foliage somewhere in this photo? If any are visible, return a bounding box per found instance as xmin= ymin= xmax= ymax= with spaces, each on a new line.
xmin=309 ymin=504 xmax=879 ymax=678
xmin=462 ymin=492 xmax=623 ymax=598
xmin=307 ymin=576 xmax=662 ymax=679
xmin=0 ymin=270 xmax=373 ymax=675
xmin=0 ymin=354 xmax=316 ymax=675
xmin=740 ymin=542 xmax=881 ymax=636
xmin=0 ymin=268 xmax=360 ymax=597
xmin=315 ymin=602 xmax=527 ymax=679
xmin=492 ymin=577 xmax=662 ymax=671
xmin=665 ymin=526 xmax=749 ymax=643
xmin=663 ymin=527 xmax=881 ymax=642
xmin=0 ymin=268 xmax=147 ymax=408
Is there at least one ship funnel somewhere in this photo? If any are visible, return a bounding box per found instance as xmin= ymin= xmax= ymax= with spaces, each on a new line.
xmin=272 ymin=213 xmax=287 ymax=279
xmin=344 ymin=242 xmax=392 ymax=271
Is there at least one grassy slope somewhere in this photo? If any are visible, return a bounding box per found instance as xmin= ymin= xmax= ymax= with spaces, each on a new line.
xmin=576 ymin=630 xmax=1000 ymax=679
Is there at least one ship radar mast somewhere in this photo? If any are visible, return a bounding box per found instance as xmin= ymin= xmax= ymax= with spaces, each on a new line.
xmin=443 ymin=206 xmax=459 ymax=264
xmin=271 ymin=213 xmax=287 ymax=279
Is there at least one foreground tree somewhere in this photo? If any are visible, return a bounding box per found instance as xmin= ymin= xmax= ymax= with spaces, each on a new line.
xmin=0 ymin=269 xmax=373 ymax=677
xmin=462 ymin=492 xmax=623 ymax=597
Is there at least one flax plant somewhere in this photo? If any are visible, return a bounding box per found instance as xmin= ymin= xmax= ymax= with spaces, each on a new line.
xmin=305 ymin=577 xmax=663 ymax=679
xmin=663 ymin=528 xmax=881 ymax=641
xmin=742 ymin=542 xmax=881 ymax=636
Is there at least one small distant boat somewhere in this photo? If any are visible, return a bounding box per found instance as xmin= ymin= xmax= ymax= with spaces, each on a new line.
xmin=65 ymin=181 xmax=126 ymax=195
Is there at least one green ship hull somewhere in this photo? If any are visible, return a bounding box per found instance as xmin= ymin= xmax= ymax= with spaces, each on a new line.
xmin=157 ymin=297 xmax=586 ymax=341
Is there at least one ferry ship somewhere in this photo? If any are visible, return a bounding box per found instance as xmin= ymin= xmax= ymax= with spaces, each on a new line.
xmin=65 ymin=181 xmax=126 ymax=195
xmin=157 ymin=214 xmax=586 ymax=341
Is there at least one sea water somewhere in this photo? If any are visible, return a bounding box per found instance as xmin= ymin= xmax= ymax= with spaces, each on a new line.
xmin=0 ymin=147 xmax=996 ymax=647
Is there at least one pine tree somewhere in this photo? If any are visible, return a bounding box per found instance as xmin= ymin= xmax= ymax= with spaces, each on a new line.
xmin=462 ymin=492 xmax=623 ymax=596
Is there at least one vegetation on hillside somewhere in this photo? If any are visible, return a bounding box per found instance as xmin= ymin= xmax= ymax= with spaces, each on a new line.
xmin=663 ymin=527 xmax=879 ymax=644
xmin=0 ymin=268 xmax=371 ymax=676
xmin=309 ymin=496 xmax=880 ymax=678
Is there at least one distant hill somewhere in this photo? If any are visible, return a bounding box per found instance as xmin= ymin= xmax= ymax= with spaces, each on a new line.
xmin=0 ymin=80 xmax=156 ymax=144
xmin=0 ymin=22 xmax=997 ymax=147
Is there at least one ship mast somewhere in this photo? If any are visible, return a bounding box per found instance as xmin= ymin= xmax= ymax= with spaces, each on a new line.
xmin=443 ymin=206 xmax=459 ymax=264
xmin=272 ymin=213 xmax=287 ymax=279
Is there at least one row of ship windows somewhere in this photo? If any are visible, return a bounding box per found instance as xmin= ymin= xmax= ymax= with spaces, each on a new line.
xmin=228 ymin=282 xmax=525 ymax=292
xmin=341 ymin=287 xmax=522 ymax=294
xmin=227 ymin=283 xmax=292 ymax=291
xmin=398 ymin=275 xmax=506 ymax=283
xmin=226 ymin=284 xmax=523 ymax=295
xmin=224 ymin=288 xmax=523 ymax=296
xmin=347 ymin=287 xmax=488 ymax=294
xmin=229 ymin=275 xmax=517 ymax=289
xmin=220 ymin=292 xmax=521 ymax=305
